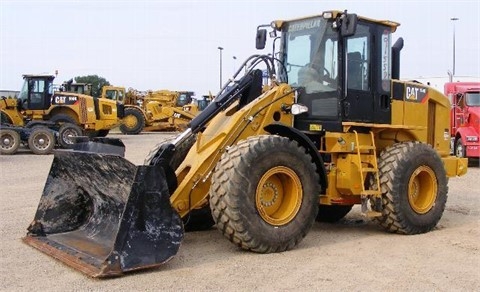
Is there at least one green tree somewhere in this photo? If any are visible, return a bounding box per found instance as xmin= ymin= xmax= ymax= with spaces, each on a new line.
xmin=74 ymin=75 xmax=110 ymax=98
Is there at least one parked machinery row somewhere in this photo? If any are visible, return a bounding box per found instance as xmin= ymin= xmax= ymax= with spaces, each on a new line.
xmin=0 ymin=74 xmax=124 ymax=154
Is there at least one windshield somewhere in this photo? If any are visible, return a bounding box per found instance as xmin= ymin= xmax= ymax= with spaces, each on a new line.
xmin=465 ymin=92 xmax=480 ymax=106
xmin=281 ymin=17 xmax=338 ymax=93
xmin=18 ymin=80 xmax=28 ymax=101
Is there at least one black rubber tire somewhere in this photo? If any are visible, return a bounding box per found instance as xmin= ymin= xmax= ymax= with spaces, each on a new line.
xmin=28 ymin=127 xmax=55 ymax=155
xmin=316 ymin=205 xmax=353 ymax=223
xmin=120 ymin=108 xmax=145 ymax=135
xmin=58 ymin=123 xmax=83 ymax=149
xmin=0 ymin=129 xmax=20 ymax=155
xmin=209 ymin=135 xmax=320 ymax=253
xmin=145 ymin=134 xmax=214 ymax=231
xmin=455 ymin=139 xmax=465 ymax=158
xmin=371 ymin=141 xmax=448 ymax=235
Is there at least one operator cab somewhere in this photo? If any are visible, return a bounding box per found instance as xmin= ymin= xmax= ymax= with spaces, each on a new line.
xmin=176 ymin=91 xmax=195 ymax=107
xmin=61 ymin=80 xmax=92 ymax=96
xmin=257 ymin=11 xmax=400 ymax=133
xmin=17 ymin=74 xmax=55 ymax=111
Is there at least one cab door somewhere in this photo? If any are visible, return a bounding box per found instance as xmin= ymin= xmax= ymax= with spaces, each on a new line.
xmin=26 ymin=78 xmax=52 ymax=110
xmin=343 ymin=22 xmax=373 ymax=122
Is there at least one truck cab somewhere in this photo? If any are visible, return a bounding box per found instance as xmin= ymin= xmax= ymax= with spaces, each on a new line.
xmin=445 ymin=82 xmax=480 ymax=158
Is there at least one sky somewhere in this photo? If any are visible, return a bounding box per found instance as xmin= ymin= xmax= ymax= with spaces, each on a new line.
xmin=1 ymin=0 xmax=479 ymax=97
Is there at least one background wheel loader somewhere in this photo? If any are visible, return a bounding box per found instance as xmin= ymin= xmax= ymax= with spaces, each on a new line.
xmin=23 ymin=10 xmax=468 ymax=278
xmin=117 ymin=89 xmax=200 ymax=134
xmin=1 ymin=96 xmax=56 ymax=155
xmin=3 ymin=74 xmax=124 ymax=148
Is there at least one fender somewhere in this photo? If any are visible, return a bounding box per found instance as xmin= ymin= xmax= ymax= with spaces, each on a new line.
xmin=456 ymin=126 xmax=480 ymax=146
xmin=264 ymin=123 xmax=328 ymax=191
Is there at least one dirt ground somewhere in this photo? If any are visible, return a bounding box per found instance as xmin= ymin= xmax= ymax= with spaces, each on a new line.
xmin=0 ymin=132 xmax=479 ymax=291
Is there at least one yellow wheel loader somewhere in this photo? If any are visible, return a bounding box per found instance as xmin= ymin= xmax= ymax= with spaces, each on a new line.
xmin=7 ymin=74 xmax=124 ymax=148
xmin=23 ymin=10 xmax=468 ymax=277
xmin=119 ymin=89 xmax=199 ymax=134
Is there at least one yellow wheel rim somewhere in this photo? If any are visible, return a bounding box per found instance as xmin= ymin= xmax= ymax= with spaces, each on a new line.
xmin=408 ymin=166 xmax=437 ymax=214
xmin=255 ymin=166 xmax=303 ymax=226
xmin=123 ymin=114 xmax=138 ymax=128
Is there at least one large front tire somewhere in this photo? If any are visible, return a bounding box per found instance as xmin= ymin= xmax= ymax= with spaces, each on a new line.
xmin=0 ymin=129 xmax=20 ymax=155
xmin=58 ymin=123 xmax=83 ymax=149
xmin=372 ymin=142 xmax=448 ymax=234
xmin=209 ymin=135 xmax=320 ymax=253
xmin=120 ymin=108 xmax=145 ymax=135
xmin=28 ymin=127 xmax=55 ymax=155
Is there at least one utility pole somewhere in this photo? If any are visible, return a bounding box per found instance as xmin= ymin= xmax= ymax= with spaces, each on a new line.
xmin=218 ymin=47 xmax=224 ymax=89
xmin=451 ymin=17 xmax=459 ymax=77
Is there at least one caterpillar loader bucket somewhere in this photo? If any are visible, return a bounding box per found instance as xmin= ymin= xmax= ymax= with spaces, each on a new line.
xmin=22 ymin=138 xmax=183 ymax=278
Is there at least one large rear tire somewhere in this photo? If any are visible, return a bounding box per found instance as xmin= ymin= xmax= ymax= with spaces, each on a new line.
xmin=120 ymin=108 xmax=145 ymax=135
xmin=58 ymin=123 xmax=83 ymax=149
xmin=28 ymin=127 xmax=55 ymax=155
xmin=209 ymin=135 xmax=320 ymax=253
xmin=371 ymin=142 xmax=448 ymax=234
xmin=0 ymin=129 xmax=20 ymax=155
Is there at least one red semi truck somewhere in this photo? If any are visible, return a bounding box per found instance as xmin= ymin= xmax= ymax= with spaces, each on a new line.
xmin=445 ymin=82 xmax=480 ymax=159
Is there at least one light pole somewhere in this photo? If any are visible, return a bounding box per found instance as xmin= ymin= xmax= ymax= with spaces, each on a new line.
xmin=451 ymin=17 xmax=459 ymax=77
xmin=218 ymin=46 xmax=224 ymax=89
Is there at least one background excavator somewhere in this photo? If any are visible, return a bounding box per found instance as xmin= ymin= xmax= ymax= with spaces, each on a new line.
xmin=23 ymin=10 xmax=467 ymax=277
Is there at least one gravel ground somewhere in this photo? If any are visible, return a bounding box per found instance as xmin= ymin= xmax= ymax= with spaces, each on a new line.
xmin=0 ymin=132 xmax=479 ymax=291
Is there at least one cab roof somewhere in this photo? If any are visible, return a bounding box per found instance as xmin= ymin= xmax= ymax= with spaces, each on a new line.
xmin=272 ymin=10 xmax=400 ymax=32
xmin=22 ymin=74 xmax=55 ymax=79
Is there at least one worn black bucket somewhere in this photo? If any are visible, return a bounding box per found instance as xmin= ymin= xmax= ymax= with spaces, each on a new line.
xmin=23 ymin=149 xmax=184 ymax=277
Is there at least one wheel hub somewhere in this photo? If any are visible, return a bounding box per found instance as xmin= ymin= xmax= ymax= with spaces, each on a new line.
xmin=408 ymin=166 xmax=437 ymax=214
xmin=124 ymin=115 xmax=138 ymax=128
xmin=255 ymin=166 xmax=303 ymax=226
xmin=2 ymin=137 xmax=11 ymax=145
xmin=260 ymin=182 xmax=279 ymax=207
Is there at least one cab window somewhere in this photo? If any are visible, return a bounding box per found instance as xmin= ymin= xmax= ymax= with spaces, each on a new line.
xmin=346 ymin=24 xmax=370 ymax=91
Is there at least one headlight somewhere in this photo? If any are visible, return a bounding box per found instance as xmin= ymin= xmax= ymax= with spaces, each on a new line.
xmin=291 ymin=104 xmax=309 ymax=115
xmin=322 ymin=12 xmax=333 ymax=19
xmin=466 ymin=136 xmax=479 ymax=142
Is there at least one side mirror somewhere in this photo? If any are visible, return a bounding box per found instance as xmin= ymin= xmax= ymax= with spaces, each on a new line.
xmin=341 ymin=13 xmax=358 ymax=37
xmin=256 ymin=29 xmax=267 ymax=50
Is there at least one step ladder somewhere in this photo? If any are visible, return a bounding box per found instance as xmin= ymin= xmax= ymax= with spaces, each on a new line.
xmin=353 ymin=130 xmax=382 ymax=217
